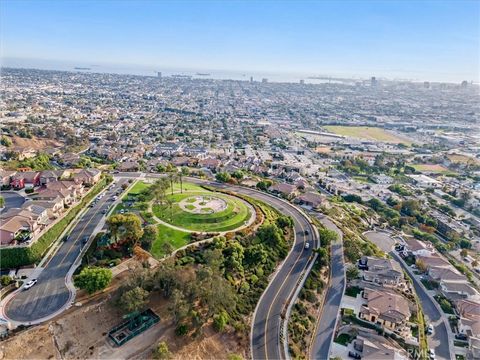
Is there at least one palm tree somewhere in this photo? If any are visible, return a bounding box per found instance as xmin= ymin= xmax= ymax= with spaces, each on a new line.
xmin=179 ymin=167 xmax=189 ymax=194
xmin=166 ymin=197 xmax=174 ymax=221
xmin=168 ymin=172 xmax=178 ymax=195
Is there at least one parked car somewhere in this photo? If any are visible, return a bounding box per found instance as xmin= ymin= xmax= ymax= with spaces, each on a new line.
xmin=23 ymin=279 xmax=37 ymax=290
xmin=63 ymin=234 xmax=71 ymax=242
xmin=455 ymin=333 xmax=468 ymax=341
xmin=427 ymin=324 xmax=433 ymax=335
xmin=348 ymin=351 xmax=361 ymax=359
xmin=101 ymin=209 xmax=107 ymax=214
xmin=428 ymin=349 xmax=435 ymax=359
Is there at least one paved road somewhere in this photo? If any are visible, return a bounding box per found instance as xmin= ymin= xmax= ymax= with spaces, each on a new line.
xmin=0 ymin=191 xmax=25 ymax=213
xmin=3 ymin=179 xmax=127 ymax=323
xmin=119 ymin=172 xmax=318 ymax=360
xmin=311 ymin=215 xmax=345 ymax=360
xmin=391 ymin=251 xmax=452 ymax=360
xmin=3 ymin=172 xmax=318 ymax=360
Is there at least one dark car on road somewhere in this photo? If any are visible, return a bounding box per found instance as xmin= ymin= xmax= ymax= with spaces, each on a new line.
xmin=81 ymin=236 xmax=89 ymax=248
xmin=63 ymin=234 xmax=71 ymax=242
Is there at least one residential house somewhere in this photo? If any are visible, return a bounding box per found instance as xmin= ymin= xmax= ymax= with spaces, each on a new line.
xmin=268 ymin=183 xmax=298 ymax=199
xmin=117 ymin=161 xmax=139 ymax=172
xmin=404 ymin=238 xmax=435 ymax=257
xmin=294 ymin=192 xmax=324 ymax=210
xmin=72 ymin=168 xmax=101 ymax=186
xmin=0 ymin=170 xmax=16 ymax=187
xmin=45 ymin=181 xmax=84 ymax=200
xmin=358 ymin=256 xmax=404 ymax=287
xmin=39 ymin=170 xmax=59 ymax=185
xmin=11 ymin=171 xmax=40 ymax=189
xmin=0 ymin=208 xmax=44 ymax=246
xmin=199 ymin=157 xmax=221 ymax=171
xmin=22 ymin=199 xmax=63 ymax=219
xmin=34 ymin=189 xmax=74 ymax=206
xmin=359 ymin=287 xmax=412 ymax=334
xmin=350 ymin=329 xmax=408 ymax=360
xmin=456 ymin=299 xmax=480 ymax=359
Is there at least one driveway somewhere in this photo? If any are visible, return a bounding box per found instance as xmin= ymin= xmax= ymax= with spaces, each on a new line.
xmin=0 ymin=191 xmax=26 ymax=213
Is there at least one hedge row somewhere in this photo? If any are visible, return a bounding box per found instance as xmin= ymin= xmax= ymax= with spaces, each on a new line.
xmin=0 ymin=177 xmax=110 ymax=269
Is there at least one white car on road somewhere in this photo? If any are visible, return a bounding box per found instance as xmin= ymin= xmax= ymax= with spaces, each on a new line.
xmin=23 ymin=279 xmax=37 ymax=290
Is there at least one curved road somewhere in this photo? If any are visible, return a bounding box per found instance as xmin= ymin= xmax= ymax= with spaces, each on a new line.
xmin=118 ymin=173 xmax=319 ymax=360
xmin=3 ymin=173 xmax=318 ymax=360
xmin=3 ymin=179 xmax=127 ymax=323
xmin=311 ymin=215 xmax=345 ymax=360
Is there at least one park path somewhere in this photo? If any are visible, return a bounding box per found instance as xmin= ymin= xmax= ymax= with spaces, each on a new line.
xmin=146 ymin=190 xmax=256 ymax=235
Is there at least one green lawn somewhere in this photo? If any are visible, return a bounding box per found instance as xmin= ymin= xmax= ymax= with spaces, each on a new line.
xmin=167 ymin=182 xmax=206 ymax=193
xmin=128 ymin=181 xmax=151 ymax=195
xmin=324 ymin=125 xmax=412 ymax=145
xmin=150 ymin=223 xmax=191 ymax=258
xmin=411 ymin=164 xmax=454 ymax=175
xmin=152 ymin=191 xmax=251 ymax=232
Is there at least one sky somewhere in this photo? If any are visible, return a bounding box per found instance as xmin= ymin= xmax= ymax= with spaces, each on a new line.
xmin=1 ymin=0 xmax=479 ymax=82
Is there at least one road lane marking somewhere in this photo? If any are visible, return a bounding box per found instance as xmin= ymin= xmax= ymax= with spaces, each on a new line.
xmin=263 ymin=207 xmax=308 ymax=360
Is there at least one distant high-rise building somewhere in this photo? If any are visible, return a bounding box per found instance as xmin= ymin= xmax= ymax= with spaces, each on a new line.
xmin=461 ymin=80 xmax=468 ymax=88
xmin=250 ymin=76 xmax=254 ymax=83
xmin=299 ymin=79 xmax=305 ymax=84
xmin=157 ymin=72 xmax=162 ymax=78
xmin=371 ymin=76 xmax=377 ymax=86
xmin=423 ymin=81 xmax=430 ymax=89
xmin=262 ymin=78 xmax=268 ymax=83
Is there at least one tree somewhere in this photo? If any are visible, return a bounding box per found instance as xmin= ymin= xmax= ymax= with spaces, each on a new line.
xmin=161 ymin=241 xmax=175 ymax=256
xmin=0 ymin=135 xmax=12 ymax=147
xmin=256 ymin=180 xmax=272 ymax=191
xmin=74 ymin=267 xmax=112 ymax=294
xmin=231 ymin=170 xmax=244 ymax=180
xmin=319 ymin=228 xmax=337 ymax=247
xmin=167 ymin=172 xmax=178 ymax=195
xmin=415 ymin=259 xmax=428 ymax=273
xmin=0 ymin=275 xmax=12 ymax=286
xmin=0 ymin=196 xmax=4 ymax=208
xmin=213 ymin=310 xmax=229 ymax=332
xmin=346 ymin=266 xmax=359 ymax=281
xmin=133 ymin=245 xmax=150 ymax=262
xmin=460 ymin=249 xmax=468 ymax=258
xmin=119 ymin=286 xmax=149 ymax=313
xmin=472 ymin=260 xmax=478 ymax=268
xmin=215 ymin=172 xmax=231 ymax=183
xmin=152 ymin=341 xmax=171 ymax=360
xmin=107 ymin=213 xmax=144 ymax=245
xmin=314 ymin=247 xmax=329 ymax=267
xmin=141 ymin=225 xmax=158 ymax=250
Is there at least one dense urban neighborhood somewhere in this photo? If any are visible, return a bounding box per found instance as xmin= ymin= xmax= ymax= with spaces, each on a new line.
xmin=0 ymin=67 xmax=479 ymax=360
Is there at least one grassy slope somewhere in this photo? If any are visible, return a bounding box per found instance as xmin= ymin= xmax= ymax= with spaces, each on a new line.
xmin=152 ymin=191 xmax=250 ymax=232
xmin=150 ymin=223 xmax=191 ymax=258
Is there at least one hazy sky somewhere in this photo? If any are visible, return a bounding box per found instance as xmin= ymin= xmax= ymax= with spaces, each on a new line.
xmin=1 ymin=0 xmax=479 ymax=82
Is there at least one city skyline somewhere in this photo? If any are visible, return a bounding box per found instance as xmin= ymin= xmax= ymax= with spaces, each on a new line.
xmin=1 ymin=0 xmax=479 ymax=83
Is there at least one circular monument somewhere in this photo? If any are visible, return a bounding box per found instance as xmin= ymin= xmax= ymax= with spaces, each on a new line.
xmin=179 ymin=195 xmax=228 ymax=214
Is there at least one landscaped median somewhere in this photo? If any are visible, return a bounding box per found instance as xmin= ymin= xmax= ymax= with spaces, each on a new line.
xmin=0 ymin=175 xmax=112 ymax=269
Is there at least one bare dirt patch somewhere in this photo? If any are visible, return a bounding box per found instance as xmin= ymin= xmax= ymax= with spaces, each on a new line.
xmin=11 ymin=135 xmax=63 ymax=150
xmin=0 ymin=324 xmax=59 ymax=360
xmin=1 ymin=278 xmax=247 ymax=360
